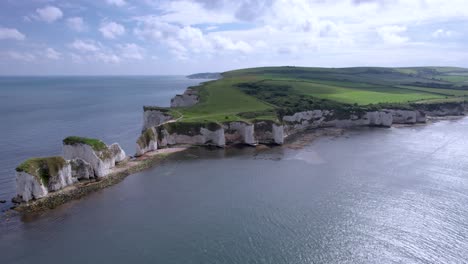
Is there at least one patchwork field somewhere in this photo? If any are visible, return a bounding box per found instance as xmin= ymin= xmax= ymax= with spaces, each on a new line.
xmin=177 ymin=67 xmax=468 ymax=123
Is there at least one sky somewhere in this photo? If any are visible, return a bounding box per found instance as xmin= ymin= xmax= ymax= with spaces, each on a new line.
xmin=0 ymin=0 xmax=467 ymax=75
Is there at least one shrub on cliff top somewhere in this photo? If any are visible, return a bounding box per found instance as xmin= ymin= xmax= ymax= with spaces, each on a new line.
xmin=160 ymin=121 xmax=222 ymax=136
xmin=63 ymin=136 xmax=108 ymax=152
xmin=143 ymin=106 xmax=171 ymax=112
xmin=16 ymin=156 xmax=67 ymax=186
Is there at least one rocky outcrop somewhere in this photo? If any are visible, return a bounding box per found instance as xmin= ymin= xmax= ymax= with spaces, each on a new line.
xmin=15 ymin=157 xmax=75 ymax=202
xmin=283 ymin=110 xmax=394 ymax=135
xmin=135 ymin=127 xmax=158 ymax=157
xmin=157 ymin=122 xmax=226 ymax=148
xmin=223 ymin=121 xmax=256 ymax=145
xmin=63 ymin=137 xmax=119 ymax=178
xmin=386 ymin=109 xmax=427 ymax=124
xmin=110 ymin=143 xmax=126 ymax=163
xmin=16 ymin=171 xmax=48 ymax=202
xmin=254 ymin=121 xmax=284 ymax=145
xmin=415 ymin=102 xmax=465 ymax=117
xmin=142 ymin=107 xmax=174 ymax=131
xmin=170 ymin=89 xmax=199 ymax=107
xmin=70 ymin=158 xmax=94 ymax=180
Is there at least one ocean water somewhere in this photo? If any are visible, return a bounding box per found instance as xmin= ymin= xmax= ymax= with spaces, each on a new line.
xmin=0 ymin=76 xmax=202 ymax=206
xmin=1 ymin=77 xmax=468 ymax=263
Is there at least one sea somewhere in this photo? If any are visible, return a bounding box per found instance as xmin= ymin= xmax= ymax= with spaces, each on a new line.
xmin=0 ymin=76 xmax=467 ymax=263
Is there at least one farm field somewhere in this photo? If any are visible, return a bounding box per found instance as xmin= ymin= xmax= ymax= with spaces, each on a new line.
xmin=176 ymin=66 xmax=468 ymax=123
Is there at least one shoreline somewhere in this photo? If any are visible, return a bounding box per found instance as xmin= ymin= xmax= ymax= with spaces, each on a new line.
xmin=6 ymin=114 xmax=464 ymax=215
xmin=10 ymin=147 xmax=188 ymax=213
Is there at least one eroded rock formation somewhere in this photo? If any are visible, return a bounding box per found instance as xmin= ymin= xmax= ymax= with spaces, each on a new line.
xmin=170 ymin=89 xmax=199 ymax=108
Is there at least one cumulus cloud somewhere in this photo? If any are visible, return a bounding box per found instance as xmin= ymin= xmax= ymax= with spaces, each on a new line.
xmin=67 ymin=17 xmax=87 ymax=32
xmin=4 ymin=51 xmax=36 ymax=62
xmin=432 ymin=29 xmax=455 ymax=38
xmin=106 ymin=0 xmax=126 ymax=7
xmin=69 ymin=39 xmax=121 ymax=64
xmin=377 ymin=25 xmax=408 ymax=45
xmin=99 ymin=21 xmax=125 ymax=39
xmin=134 ymin=16 xmax=255 ymax=59
xmin=45 ymin=48 xmax=61 ymax=60
xmin=70 ymin=39 xmax=101 ymax=52
xmin=118 ymin=43 xmax=145 ymax=60
xmin=35 ymin=6 xmax=63 ymax=23
xmin=0 ymin=27 xmax=25 ymax=40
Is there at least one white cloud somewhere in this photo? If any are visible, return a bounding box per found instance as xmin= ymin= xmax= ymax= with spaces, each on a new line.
xmin=377 ymin=25 xmax=408 ymax=45
xmin=67 ymin=17 xmax=87 ymax=32
xmin=70 ymin=39 xmax=101 ymax=52
xmin=118 ymin=43 xmax=145 ymax=60
xmin=99 ymin=21 xmax=125 ymax=39
xmin=0 ymin=27 xmax=25 ymax=40
xmin=68 ymin=39 xmax=121 ymax=64
xmin=5 ymin=51 xmax=36 ymax=62
xmin=94 ymin=52 xmax=121 ymax=63
xmin=36 ymin=6 xmax=63 ymax=23
xmin=106 ymin=0 xmax=126 ymax=7
xmin=432 ymin=29 xmax=455 ymax=38
xmin=45 ymin=48 xmax=61 ymax=60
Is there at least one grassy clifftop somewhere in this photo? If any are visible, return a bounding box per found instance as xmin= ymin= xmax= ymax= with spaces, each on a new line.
xmin=176 ymin=66 xmax=468 ymax=123
xmin=16 ymin=156 xmax=67 ymax=186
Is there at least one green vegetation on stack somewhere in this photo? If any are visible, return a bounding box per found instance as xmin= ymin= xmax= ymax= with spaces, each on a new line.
xmin=174 ymin=66 xmax=468 ymax=124
xmin=63 ymin=136 xmax=107 ymax=152
xmin=16 ymin=157 xmax=67 ymax=186
xmin=137 ymin=128 xmax=156 ymax=149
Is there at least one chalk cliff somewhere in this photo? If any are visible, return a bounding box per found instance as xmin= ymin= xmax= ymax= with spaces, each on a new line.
xmin=63 ymin=137 xmax=126 ymax=178
xmin=15 ymin=157 xmax=75 ymax=202
xmin=135 ymin=127 xmax=158 ymax=157
xmin=170 ymin=89 xmax=199 ymax=107
xmin=142 ymin=107 xmax=174 ymax=131
xmin=223 ymin=121 xmax=256 ymax=145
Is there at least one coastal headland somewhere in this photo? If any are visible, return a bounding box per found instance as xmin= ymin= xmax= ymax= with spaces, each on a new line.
xmin=11 ymin=66 xmax=468 ymax=212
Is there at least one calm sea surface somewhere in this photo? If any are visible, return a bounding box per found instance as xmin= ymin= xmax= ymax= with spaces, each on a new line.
xmin=0 ymin=76 xmax=202 ymax=208
xmin=1 ymin=77 xmax=468 ymax=263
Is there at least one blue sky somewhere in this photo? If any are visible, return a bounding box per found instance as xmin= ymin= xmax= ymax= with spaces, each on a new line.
xmin=0 ymin=0 xmax=467 ymax=75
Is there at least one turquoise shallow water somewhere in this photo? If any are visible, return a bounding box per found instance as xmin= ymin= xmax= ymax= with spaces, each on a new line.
xmin=0 ymin=76 xmax=202 ymax=207
xmin=0 ymin=77 xmax=467 ymax=263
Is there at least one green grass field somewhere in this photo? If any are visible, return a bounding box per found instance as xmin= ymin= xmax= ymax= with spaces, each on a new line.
xmin=175 ymin=66 xmax=468 ymax=123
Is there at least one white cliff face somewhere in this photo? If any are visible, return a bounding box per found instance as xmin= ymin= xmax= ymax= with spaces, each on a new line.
xmin=110 ymin=143 xmax=126 ymax=162
xmin=283 ymin=110 xmax=331 ymax=135
xmin=223 ymin=122 xmax=256 ymax=145
xmin=366 ymin=111 xmax=393 ymax=127
xmin=273 ymin=124 xmax=284 ymax=145
xmin=254 ymin=121 xmax=284 ymax=145
xmin=135 ymin=127 xmax=158 ymax=157
xmin=63 ymin=144 xmax=115 ymax=178
xmin=47 ymin=163 xmax=75 ymax=192
xmin=386 ymin=109 xmax=427 ymax=124
xmin=158 ymin=127 xmax=225 ymax=147
xmin=201 ymin=128 xmax=225 ymax=146
xmin=70 ymin=158 xmax=94 ymax=180
xmin=16 ymin=172 xmax=48 ymax=202
xmin=170 ymin=89 xmax=199 ymax=107
xmin=422 ymin=104 xmax=465 ymax=116
xmin=142 ymin=110 xmax=173 ymax=131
